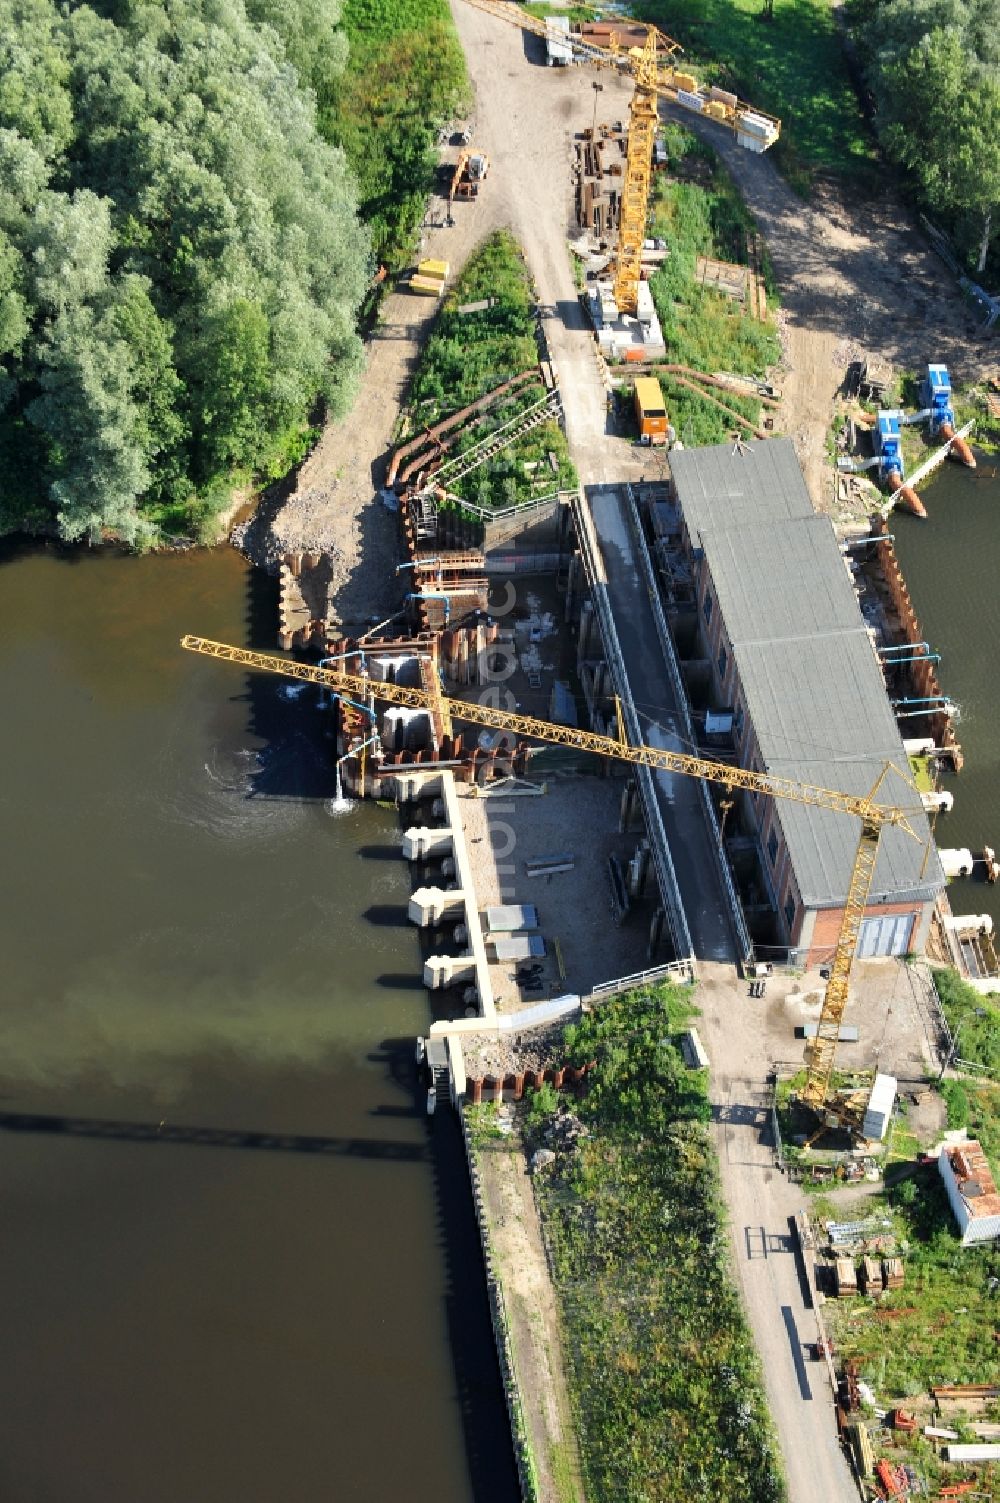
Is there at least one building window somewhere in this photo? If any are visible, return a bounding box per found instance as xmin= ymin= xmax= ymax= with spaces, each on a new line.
xmin=767 ymin=829 xmax=779 ymax=866
xmin=717 ymin=646 xmax=728 ymax=681
xmin=703 ymin=590 xmax=713 ymax=624
xmin=784 ymin=896 xmax=796 ymax=934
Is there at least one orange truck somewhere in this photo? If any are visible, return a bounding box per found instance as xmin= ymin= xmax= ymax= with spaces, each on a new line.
xmin=634 ymin=376 xmax=669 ymax=445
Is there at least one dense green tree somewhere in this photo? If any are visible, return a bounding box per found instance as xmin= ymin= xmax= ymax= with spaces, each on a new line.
xmin=0 ymin=0 xmax=370 ymax=542
xmin=244 ymin=0 xmax=348 ymax=102
xmin=28 ymin=301 xmax=152 ymax=543
xmin=852 ymin=0 xmax=1000 ymax=273
xmin=0 ymin=0 xmax=74 ymax=161
xmin=880 ymin=32 xmax=1000 ymax=271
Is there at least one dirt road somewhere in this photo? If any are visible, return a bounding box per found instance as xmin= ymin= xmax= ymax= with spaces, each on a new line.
xmin=255 ymin=5 xmax=648 ymax=625
xmin=676 ymin=110 xmax=996 ymax=507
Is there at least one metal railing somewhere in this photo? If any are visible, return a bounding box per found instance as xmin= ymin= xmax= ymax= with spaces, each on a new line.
xmin=437 ymin=487 xmax=567 ymax=525
xmin=434 ymin=391 xmax=563 ymax=488
xmin=570 ymin=489 xmax=695 ymax=965
xmin=584 ymin=960 xmax=695 ymax=1005
xmin=623 ymin=483 xmax=754 ymax=966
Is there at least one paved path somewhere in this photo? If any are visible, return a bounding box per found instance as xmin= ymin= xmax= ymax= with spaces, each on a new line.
xmin=698 ymin=965 xmax=860 ymax=1503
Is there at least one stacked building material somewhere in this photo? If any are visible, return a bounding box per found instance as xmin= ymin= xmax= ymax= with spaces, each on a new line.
xmin=835 ymin=1258 xmax=858 ymax=1296
xmin=860 ymin=1256 xmax=884 ymax=1294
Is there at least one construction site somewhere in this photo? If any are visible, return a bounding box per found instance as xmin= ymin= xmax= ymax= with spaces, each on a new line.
xmin=187 ymin=4 xmax=1000 ymax=1501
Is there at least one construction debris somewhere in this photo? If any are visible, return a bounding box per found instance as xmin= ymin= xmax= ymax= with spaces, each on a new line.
xmin=860 ymin=1256 xmax=884 ymax=1294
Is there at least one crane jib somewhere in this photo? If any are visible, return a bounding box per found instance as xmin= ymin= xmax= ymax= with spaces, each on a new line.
xmin=179 ymin=636 xmax=914 ymax=832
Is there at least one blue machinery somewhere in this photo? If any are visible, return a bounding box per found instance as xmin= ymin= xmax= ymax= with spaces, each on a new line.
xmin=840 ymin=364 xmax=974 ymax=514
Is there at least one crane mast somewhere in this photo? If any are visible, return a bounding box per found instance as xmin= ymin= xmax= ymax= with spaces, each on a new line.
xmin=180 ymin=635 xmax=918 ymax=1125
xmin=613 ymin=30 xmax=660 ymax=317
xmin=456 ymin=0 xmax=780 ymax=337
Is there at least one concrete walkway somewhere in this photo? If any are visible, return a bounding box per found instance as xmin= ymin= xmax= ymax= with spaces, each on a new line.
xmin=587 ymin=485 xmax=735 ymax=962
xmin=698 ymin=964 xmax=860 ymax=1503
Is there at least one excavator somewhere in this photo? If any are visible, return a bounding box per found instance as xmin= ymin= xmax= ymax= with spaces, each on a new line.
xmin=458 ymin=0 xmax=780 ymax=316
xmin=180 ymin=634 xmax=922 ymax=1134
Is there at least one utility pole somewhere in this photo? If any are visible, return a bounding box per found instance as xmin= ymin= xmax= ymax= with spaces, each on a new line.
xmin=591 ymin=80 xmax=604 ymax=137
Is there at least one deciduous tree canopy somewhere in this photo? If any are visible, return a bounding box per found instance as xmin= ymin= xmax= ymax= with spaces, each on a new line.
xmin=851 ymin=0 xmax=1000 ymax=275
xmin=0 ymin=0 xmax=370 ymax=543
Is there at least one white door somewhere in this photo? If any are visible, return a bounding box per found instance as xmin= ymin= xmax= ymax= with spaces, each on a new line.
xmin=857 ymin=912 xmax=913 ymax=958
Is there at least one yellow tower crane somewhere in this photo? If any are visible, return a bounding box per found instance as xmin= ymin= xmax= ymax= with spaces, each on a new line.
xmin=457 ymin=0 xmax=780 ymax=317
xmin=180 ymin=635 xmax=920 ymax=1129
xmin=613 ymin=28 xmax=661 ymax=317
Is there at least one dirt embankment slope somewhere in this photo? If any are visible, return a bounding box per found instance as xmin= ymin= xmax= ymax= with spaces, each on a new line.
xmin=678 ymin=111 xmax=996 ymax=506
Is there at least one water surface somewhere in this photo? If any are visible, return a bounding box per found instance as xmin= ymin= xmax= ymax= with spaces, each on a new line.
xmin=892 ymin=453 xmax=1000 ymax=933
xmin=0 ymin=541 xmax=515 ymax=1503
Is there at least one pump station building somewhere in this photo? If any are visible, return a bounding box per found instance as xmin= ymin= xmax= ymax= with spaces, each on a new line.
xmin=666 ymin=439 xmax=943 ymax=965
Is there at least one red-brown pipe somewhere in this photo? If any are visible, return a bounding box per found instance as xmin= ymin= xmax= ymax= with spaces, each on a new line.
xmin=888 ymin=471 xmax=927 ymax=519
xmin=940 ymin=422 xmax=977 ymax=468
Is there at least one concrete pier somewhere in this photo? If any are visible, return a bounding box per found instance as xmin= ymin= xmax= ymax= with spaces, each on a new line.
xmin=400 ymin=768 xmax=495 ymax=1017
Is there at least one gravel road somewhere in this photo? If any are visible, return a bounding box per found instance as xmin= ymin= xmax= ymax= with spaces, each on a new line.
xmin=674 ymin=108 xmax=996 ymax=508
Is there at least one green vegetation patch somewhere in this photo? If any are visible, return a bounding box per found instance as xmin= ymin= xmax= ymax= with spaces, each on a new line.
xmin=639 ymin=129 xmax=781 ymax=447
xmin=404 ymin=232 xmax=576 ymax=508
xmin=908 ymin=755 xmax=936 ymax=794
xmin=824 ymin=1171 xmax=1000 ymax=1402
xmin=635 ymin=0 xmax=871 ymax=176
xmin=934 ymin=968 xmax=1000 ymax=1081
xmin=523 ymin=2 xmax=598 ymax=20
xmin=940 ymin=1077 xmax=1000 ymax=1171
xmin=845 ymin=0 xmax=1000 ymax=278
xmin=323 ymin=0 xmax=469 ymax=264
xmin=530 ymin=983 xmax=786 ymax=1503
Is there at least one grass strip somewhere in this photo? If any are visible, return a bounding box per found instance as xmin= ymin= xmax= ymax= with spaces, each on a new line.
xmin=635 ymin=0 xmax=871 ymax=180
xmin=527 ymin=982 xmax=786 ymax=1503
xmin=403 ymin=231 xmax=576 ymax=507
xmin=934 ymin=967 xmax=1000 ymax=1082
xmin=323 ymin=0 xmax=470 ymax=264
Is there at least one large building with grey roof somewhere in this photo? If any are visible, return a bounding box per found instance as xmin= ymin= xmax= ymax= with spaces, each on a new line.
xmin=668 ymin=438 xmax=943 ymax=964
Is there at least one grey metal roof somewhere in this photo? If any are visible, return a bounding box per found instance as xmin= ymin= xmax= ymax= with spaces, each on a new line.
xmin=669 ymin=437 xmax=813 ymax=541
xmin=670 ymin=437 xmax=943 ymax=908
xmin=700 ymin=516 xmax=861 ymax=647
xmin=735 ymin=627 xmax=943 ymax=906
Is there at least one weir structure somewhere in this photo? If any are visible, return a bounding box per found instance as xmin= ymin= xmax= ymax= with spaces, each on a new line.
xmin=182 ymin=629 xmax=919 ymax=1132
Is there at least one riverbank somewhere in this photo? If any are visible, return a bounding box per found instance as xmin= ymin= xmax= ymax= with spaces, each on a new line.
xmin=892 ymin=455 xmax=1000 ymax=938
xmin=0 ymin=539 xmax=520 ymax=1503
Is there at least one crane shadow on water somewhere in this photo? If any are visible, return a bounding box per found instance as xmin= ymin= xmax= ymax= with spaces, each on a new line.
xmin=0 ymin=1111 xmax=428 ymax=1162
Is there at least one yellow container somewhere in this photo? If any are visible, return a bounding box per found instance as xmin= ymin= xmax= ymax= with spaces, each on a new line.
xmin=674 ymin=71 xmax=698 ymax=94
xmin=706 ymin=100 xmax=729 ymax=121
xmin=417 ymin=258 xmax=449 ymax=282
xmin=409 ymin=275 xmax=443 ymax=296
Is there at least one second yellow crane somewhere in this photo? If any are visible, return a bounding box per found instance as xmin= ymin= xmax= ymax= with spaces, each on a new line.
xmin=458 ymin=0 xmax=780 ymax=315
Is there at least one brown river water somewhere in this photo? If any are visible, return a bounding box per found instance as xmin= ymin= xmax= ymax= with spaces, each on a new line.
xmin=892 ymin=452 xmax=1000 ymax=935
xmin=0 ymin=541 xmax=516 ymax=1503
